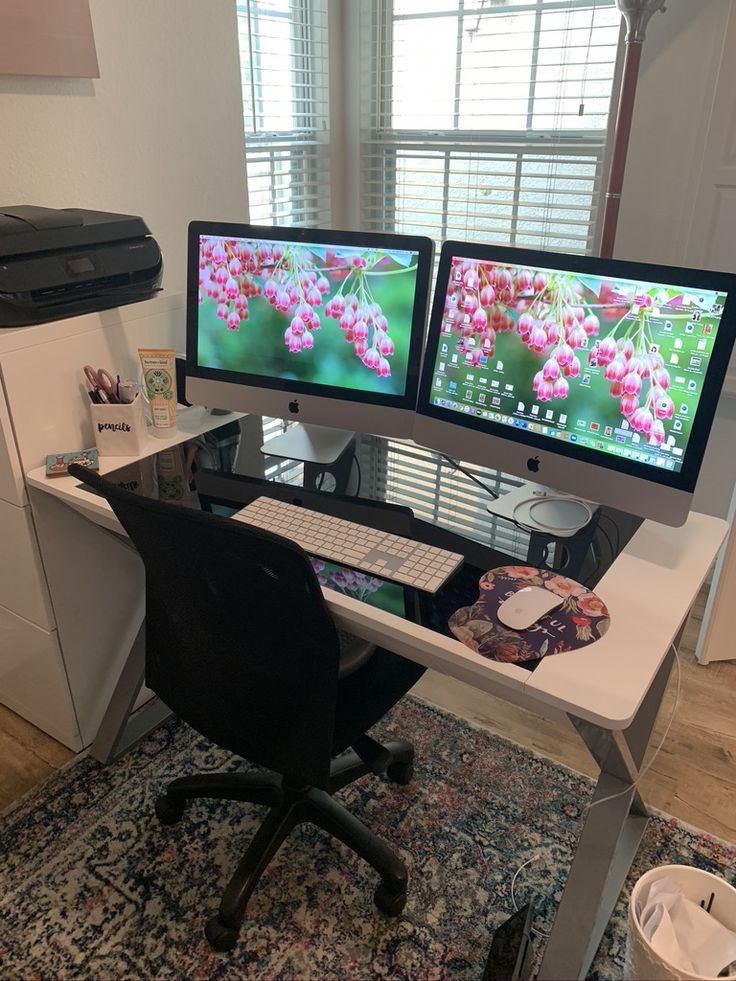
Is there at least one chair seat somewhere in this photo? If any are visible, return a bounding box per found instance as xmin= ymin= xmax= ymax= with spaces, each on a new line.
xmin=337 ymin=630 xmax=375 ymax=679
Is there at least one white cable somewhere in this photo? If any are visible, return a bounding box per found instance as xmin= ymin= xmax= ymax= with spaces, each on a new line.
xmin=585 ymin=643 xmax=681 ymax=812
xmin=510 ymin=856 xmax=550 ymax=940
xmin=507 ymin=643 xmax=680 ymax=938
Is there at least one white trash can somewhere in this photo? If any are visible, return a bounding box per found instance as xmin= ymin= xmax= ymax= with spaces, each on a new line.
xmin=626 ymin=864 xmax=736 ymax=980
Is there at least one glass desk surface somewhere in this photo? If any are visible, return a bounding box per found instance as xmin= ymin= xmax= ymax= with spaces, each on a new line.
xmin=89 ymin=421 xmax=641 ymax=672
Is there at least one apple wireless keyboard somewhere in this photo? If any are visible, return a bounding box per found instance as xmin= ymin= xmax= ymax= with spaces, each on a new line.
xmin=233 ymin=496 xmax=464 ymax=594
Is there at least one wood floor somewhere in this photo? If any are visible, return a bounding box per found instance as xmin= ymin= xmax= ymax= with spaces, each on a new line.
xmin=0 ymin=703 xmax=73 ymax=811
xmin=414 ymin=591 xmax=736 ymax=842
xmin=2 ymin=592 xmax=735 ymax=843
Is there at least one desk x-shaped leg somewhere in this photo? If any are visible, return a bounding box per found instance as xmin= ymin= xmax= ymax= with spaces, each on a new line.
xmin=536 ymin=642 xmax=676 ymax=980
xmin=89 ymin=620 xmax=171 ymax=764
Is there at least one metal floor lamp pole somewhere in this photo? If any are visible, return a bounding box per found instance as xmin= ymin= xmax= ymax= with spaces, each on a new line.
xmin=599 ymin=0 xmax=667 ymax=259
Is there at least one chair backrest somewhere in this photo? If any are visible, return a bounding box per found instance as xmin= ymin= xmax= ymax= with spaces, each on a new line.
xmin=69 ymin=465 xmax=341 ymax=788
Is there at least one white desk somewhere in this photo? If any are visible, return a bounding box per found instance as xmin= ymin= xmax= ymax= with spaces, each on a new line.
xmin=25 ymin=461 xmax=727 ymax=979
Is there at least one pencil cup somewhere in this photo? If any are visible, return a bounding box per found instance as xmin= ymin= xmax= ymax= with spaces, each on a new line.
xmin=89 ymin=394 xmax=148 ymax=457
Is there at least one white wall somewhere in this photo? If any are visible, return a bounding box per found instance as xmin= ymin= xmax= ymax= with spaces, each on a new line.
xmin=614 ymin=0 xmax=736 ymax=518
xmin=614 ymin=0 xmax=729 ymax=268
xmin=0 ymin=0 xmax=248 ymax=292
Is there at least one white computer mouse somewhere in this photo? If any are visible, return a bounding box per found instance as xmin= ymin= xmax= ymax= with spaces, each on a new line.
xmin=496 ymin=586 xmax=564 ymax=631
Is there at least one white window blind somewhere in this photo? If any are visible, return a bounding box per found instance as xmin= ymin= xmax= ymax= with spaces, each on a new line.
xmin=261 ymin=417 xmax=305 ymax=483
xmin=237 ymin=0 xmax=331 ymax=226
xmin=241 ymin=1 xmax=621 ymax=552
xmin=352 ymin=0 xmax=620 ymax=538
xmin=357 ymin=437 xmax=531 ymax=558
xmin=359 ymin=0 xmax=620 ymax=253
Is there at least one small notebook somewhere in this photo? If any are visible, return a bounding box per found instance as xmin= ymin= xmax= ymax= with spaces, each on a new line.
xmin=45 ymin=448 xmax=100 ymax=478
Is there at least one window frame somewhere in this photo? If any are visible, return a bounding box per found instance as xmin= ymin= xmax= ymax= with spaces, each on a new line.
xmin=356 ymin=0 xmax=620 ymax=254
xmin=237 ymin=0 xmax=331 ymax=227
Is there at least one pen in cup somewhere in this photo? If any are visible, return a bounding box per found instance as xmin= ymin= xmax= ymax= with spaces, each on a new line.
xmin=85 ymin=379 xmax=103 ymax=404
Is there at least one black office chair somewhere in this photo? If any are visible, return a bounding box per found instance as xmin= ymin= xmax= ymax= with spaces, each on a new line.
xmin=68 ymin=465 xmax=426 ymax=951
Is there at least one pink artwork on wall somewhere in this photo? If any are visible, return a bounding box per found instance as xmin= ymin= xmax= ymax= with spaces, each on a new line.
xmin=0 ymin=0 xmax=99 ymax=78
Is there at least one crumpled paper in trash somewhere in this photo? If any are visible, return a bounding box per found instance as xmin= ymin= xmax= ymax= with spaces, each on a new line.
xmin=635 ymin=876 xmax=736 ymax=978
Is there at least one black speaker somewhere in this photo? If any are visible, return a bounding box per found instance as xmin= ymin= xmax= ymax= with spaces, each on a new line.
xmin=175 ymin=356 xmax=192 ymax=407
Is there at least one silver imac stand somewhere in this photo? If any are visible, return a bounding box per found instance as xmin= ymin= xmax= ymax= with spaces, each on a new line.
xmin=487 ymin=481 xmax=597 ymax=538
xmin=261 ymin=423 xmax=355 ymax=465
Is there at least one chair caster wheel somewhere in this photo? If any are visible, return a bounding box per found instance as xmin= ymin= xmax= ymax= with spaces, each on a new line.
xmin=386 ymin=761 xmax=414 ymax=785
xmin=374 ymin=880 xmax=407 ymax=917
xmin=205 ymin=915 xmax=240 ymax=952
xmin=155 ymin=795 xmax=185 ymax=825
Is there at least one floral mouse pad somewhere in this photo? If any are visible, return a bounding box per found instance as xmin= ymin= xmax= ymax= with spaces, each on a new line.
xmin=448 ymin=566 xmax=610 ymax=665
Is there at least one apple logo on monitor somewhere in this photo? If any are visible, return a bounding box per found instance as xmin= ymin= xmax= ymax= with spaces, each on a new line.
xmin=288 ymin=399 xmax=300 ymax=414
xmin=527 ymin=456 xmax=540 ymax=473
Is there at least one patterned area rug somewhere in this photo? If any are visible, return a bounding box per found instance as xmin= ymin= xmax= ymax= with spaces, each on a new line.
xmin=2 ymin=696 xmax=735 ymax=980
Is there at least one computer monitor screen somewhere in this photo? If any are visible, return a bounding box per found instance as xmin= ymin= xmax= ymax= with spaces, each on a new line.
xmin=413 ymin=242 xmax=736 ymax=525
xmin=186 ymin=222 xmax=433 ymax=439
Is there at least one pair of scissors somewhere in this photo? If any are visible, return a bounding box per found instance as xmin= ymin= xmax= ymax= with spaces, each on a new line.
xmin=83 ymin=365 xmax=119 ymax=404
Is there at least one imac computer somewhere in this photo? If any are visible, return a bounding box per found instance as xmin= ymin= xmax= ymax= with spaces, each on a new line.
xmin=413 ymin=241 xmax=736 ymax=527
xmin=186 ymin=221 xmax=433 ymax=461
